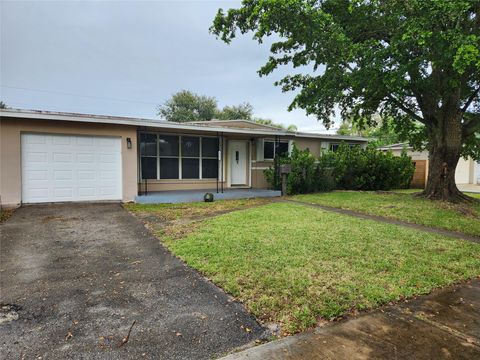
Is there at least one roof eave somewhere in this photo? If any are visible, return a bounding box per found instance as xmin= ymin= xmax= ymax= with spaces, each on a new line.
xmin=0 ymin=109 xmax=291 ymax=136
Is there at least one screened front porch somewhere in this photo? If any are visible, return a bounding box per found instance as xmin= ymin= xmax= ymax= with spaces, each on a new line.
xmin=136 ymin=129 xmax=291 ymax=202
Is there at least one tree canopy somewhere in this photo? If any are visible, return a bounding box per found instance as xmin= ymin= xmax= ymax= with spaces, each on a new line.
xmin=216 ymin=102 xmax=254 ymax=120
xmin=337 ymin=116 xmax=404 ymax=148
xmin=157 ymin=90 xmax=218 ymax=122
xmin=157 ymin=90 xmax=297 ymax=131
xmin=211 ymin=0 xmax=480 ymax=201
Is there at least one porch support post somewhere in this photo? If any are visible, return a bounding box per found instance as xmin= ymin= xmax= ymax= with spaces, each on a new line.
xmin=274 ymin=135 xmax=280 ymax=191
xmin=216 ymin=132 xmax=219 ymax=194
xmin=221 ymin=133 xmax=224 ymax=193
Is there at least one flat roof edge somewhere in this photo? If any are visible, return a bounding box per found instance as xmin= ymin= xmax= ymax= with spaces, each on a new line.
xmin=0 ymin=108 xmax=368 ymax=141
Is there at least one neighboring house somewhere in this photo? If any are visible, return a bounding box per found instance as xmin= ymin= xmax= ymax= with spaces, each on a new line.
xmin=0 ymin=109 xmax=367 ymax=207
xmin=378 ymin=143 xmax=479 ymax=188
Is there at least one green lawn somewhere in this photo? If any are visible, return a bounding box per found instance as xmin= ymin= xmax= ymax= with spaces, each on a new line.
xmin=293 ymin=191 xmax=480 ymax=237
xmin=161 ymin=202 xmax=480 ymax=334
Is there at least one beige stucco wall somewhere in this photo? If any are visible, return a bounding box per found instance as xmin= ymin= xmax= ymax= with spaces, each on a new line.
xmin=294 ymin=138 xmax=323 ymax=157
xmin=0 ymin=117 xmax=138 ymax=207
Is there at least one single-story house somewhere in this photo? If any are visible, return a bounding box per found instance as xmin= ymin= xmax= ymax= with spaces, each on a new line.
xmin=378 ymin=143 xmax=480 ymax=188
xmin=0 ymin=108 xmax=367 ymax=207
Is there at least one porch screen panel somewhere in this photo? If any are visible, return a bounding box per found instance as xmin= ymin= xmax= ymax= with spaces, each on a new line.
xmin=277 ymin=142 xmax=289 ymax=157
xmin=202 ymin=137 xmax=218 ymax=179
xmin=263 ymin=140 xmax=289 ymax=159
xmin=140 ymin=133 xmax=157 ymax=179
xmin=159 ymin=135 xmax=179 ymax=179
xmin=181 ymin=136 xmax=200 ymax=179
xmin=263 ymin=141 xmax=275 ymax=160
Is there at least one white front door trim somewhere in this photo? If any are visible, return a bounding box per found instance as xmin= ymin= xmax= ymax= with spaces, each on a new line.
xmin=228 ymin=140 xmax=248 ymax=186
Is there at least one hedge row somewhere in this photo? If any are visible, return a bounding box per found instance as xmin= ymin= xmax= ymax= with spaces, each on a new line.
xmin=264 ymin=144 xmax=415 ymax=195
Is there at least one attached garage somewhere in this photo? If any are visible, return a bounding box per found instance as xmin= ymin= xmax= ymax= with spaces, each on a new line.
xmin=21 ymin=134 xmax=122 ymax=203
xmin=1 ymin=112 xmax=138 ymax=208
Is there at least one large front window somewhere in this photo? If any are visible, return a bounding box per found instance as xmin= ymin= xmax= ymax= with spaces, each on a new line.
xmin=140 ymin=133 xmax=218 ymax=180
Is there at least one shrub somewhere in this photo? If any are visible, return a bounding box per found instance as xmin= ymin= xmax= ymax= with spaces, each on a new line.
xmin=331 ymin=144 xmax=414 ymax=190
xmin=264 ymin=143 xmax=414 ymax=194
xmin=264 ymin=146 xmax=335 ymax=195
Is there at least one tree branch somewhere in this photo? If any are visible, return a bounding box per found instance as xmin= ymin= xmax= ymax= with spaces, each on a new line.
xmin=386 ymin=95 xmax=427 ymax=124
xmin=461 ymin=86 xmax=480 ymax=113
xmin=463 ymin=112 xmax=480 ymax=137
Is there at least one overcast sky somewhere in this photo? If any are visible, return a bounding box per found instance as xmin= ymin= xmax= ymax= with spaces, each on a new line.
xmin=1 ymin=0 xmax=332 ymax=132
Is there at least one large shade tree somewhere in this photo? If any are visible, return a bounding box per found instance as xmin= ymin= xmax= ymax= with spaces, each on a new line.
xmin=211 ymin=0 xmax=480 ymax=202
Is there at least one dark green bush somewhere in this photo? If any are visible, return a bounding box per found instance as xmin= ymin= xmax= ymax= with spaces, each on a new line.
xmin=332 ymin=144 xmax=414 ymax=190
xmin=264 ymin=146 xmax=335 ymax=195
xmin=264 ymin=143 xmax=414 ymax=194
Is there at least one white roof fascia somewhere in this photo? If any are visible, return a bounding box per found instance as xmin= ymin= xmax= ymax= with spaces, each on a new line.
xmin=0 ymin=109 xmax=368 ymax=142
xmin=0 ymin=109 xmax=290 ymax=136
xmin=294 ymin=131 xmax=368 ymax=142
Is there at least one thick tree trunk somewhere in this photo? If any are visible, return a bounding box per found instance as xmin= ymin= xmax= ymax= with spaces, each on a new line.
xmin=422 ymin=115 xmax=470 ymax=202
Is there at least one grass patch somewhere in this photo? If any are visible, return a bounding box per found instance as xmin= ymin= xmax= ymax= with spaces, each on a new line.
xmin=293 ymin=191 xmax=480 ymax=237
xmin=0 ymin=209 xmax=14 ymax=223
xmin=124 ymin=198 xmax=272 ymax=222
xmin=162 ymin=202 xmax=480 ymax=334
xmin=465 ymin=192 xmax=480 ymax=200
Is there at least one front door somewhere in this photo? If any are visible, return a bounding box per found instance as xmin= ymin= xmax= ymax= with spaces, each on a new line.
xmin=229 ymin=141 xmax=248 ymax=185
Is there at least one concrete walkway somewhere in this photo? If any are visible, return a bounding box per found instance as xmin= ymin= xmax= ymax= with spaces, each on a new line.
xmin=136 ymin=189 xmax=281 ymax=204
xmin=222 ymin=280 xmax=480 ymax=359
xmin=458 ymin=183 xmax=480 ymax=194
xmin=283 ymin=199 xmax=480 ymax=243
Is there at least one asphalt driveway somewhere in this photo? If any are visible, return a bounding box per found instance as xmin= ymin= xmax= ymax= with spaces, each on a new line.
xmin=0 ymin=203 xmax=264 ymax=359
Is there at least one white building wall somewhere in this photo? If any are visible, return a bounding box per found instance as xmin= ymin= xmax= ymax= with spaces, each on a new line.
xmin=455 ymin=158 xmax=472 ymax=184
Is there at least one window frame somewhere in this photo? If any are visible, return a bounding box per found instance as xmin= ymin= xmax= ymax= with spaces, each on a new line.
xmin=263 ymin=139 xmax=290 ymax=161
xmin=139 ymin=132 xmax=218 ymax=181
xmin=329 ymin=143 xmax=340 ymax=152
xmin=329 ymin=143 xmax=359 ymax=152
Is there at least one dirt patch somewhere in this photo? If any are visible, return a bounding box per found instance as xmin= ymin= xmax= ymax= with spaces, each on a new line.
xmin=129 ymin=198 xmax=274 ymax=242
xmin=160 ymin=221 xmax=203 ymax=241
xmin=126 ymin=198 xmax=273 ymax=223
xmin=0 ymin=304 xmax=21 ymax=324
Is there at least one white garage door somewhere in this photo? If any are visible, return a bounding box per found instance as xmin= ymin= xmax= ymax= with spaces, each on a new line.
xmin=21 ymin=133 xmax=122 ymax=203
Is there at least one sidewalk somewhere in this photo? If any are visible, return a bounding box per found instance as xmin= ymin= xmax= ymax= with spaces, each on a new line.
xmin=222 ymin=279 xmax=480 ymax=360
xmin=458 ymin=183 xmax=480 ymax=194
